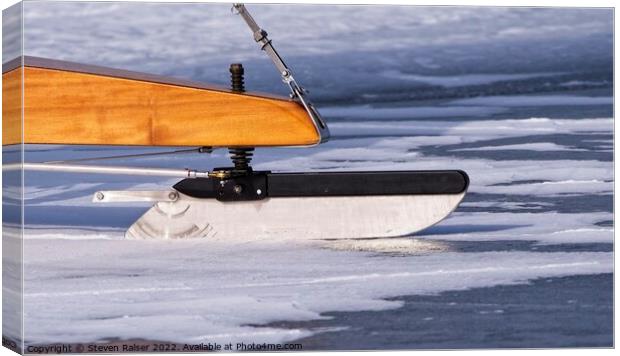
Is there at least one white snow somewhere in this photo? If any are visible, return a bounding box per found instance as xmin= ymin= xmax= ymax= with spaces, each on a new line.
xmin=20 ymin=235 xmax=612 ymax=344
xmin=16 ymin=110 xmax=613 ymax=344
xmin=380 ymin=70 xmax=565 ymax=87
xmin=449 ymin=95 xmax=613 ymax=107
xmin=322 ymin=105 xmax=507 ymax=119
xmin=419 ymin=211 xmax=613 ymax=245
xmin=460 ymin=201 xmax=553 ymax=210
xmin=328 ymin=117 xmax=613 ymax=137
xmin=11 ymin=115 xmax=613 ymax=347
xmin=17 ymin=4 xmax=612 ymax=75
xmin=6 ymin=3 xmax=612 ymax=346
xmin=477 ymin=180 xmax=612 ymax=196
xmin=452 ymin=142 xmax=587 ymax=152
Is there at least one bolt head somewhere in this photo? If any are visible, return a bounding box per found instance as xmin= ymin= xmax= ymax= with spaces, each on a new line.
xmin=233 ymin=185 xmax=243 ymax=194
xmin=96 ymin=192 xmax=105 ymax=200
xmin=256 ymin=189 xmax=262 ymax=195
xmin=168 ymin=192 xmax=178 ymax=201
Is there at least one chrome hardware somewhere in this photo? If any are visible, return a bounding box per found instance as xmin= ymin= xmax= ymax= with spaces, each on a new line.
xmin=233 ymin=3 xmax=330 ymax=143
xmin=93 ymin=190 xmax=180 ymax=203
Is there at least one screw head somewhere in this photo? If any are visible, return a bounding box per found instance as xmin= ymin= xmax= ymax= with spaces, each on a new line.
xmin=256 ymin=189 xmax=262 ymax=195
xmin=233 ymin=185 xmax=243 ymax=194
xmin=168 ymin=192 xmax=178 ymax=201
xmin=96 ymin=192 xmax=105 ymax=200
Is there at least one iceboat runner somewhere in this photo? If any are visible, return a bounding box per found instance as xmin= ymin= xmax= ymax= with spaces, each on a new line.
xmin=2 ymin=4 xmax=468 ymax=240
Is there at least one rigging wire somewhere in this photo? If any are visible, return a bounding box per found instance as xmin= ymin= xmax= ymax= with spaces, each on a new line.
xmin=43 ymin=146 xmax=212 ymax=164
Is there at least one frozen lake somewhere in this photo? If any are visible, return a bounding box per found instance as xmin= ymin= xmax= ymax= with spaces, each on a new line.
xmin=2 ymin=2 xmax=613 ymax=350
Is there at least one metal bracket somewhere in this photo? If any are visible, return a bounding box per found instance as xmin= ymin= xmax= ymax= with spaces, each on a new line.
xmin=93 ymin=190 xmax=179 ymax=203
xmin=173 ymin=171 xmax=269 ymax=202
xmin=233 ymin=3 xmax=330 ymax=144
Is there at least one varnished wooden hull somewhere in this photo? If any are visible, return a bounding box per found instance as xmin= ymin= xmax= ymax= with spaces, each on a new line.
xmin=2 ymin=56 xmax=320 ymax=147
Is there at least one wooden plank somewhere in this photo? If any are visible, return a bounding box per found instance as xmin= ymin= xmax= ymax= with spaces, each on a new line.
xmin=2 ymin=57 xmax=320 ymax=147
xmin=2 ymin=66 xmax=22 ymax=145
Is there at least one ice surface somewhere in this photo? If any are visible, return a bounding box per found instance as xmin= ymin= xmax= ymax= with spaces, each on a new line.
xmin=560 ymin=80 xmax=610 ymax=87
xmin=20 ymin=117 xmax=613 ymax=209
xmin=322 ymin=105 xmax=508 ymax=120
xmin=380 ymin=70 xmax=565 ymax=87
xmin=452 ymin=142 xmax=588 ymax=152
xmin=18 ymin=3 xmax=613 ymax=101
xmin=450 ymin=95 xmax=613 ymax=107
xmin=17 ymin=111 xmax=613 ymax=345
xmin=328 ymin=118 xmax=613 ymax=136
xmin=22 ymin=236 xmax=612 ymax=344
xmin=460 ymin=201 xmax=554 ymax=210
xmin=11 ymin=2 xmax=613 ymax=347
xmin=418 ymin=211 xmax=612 ymax=245
xmin=20 ymin=4 xmax=612 ymax=70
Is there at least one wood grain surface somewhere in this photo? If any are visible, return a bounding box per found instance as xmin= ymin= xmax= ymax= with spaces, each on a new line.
xmin=2 ymin=67 xmax=22 ymax=145
xmin=2 ymin=57 xmax=320 ymax=147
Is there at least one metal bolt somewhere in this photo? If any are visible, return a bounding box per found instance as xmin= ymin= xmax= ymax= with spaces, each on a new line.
xmin=256 ymin=189 xmax=262 ymax=195
xmin=96 ymin=192 xmax=105 ymax=200
xmin=168 ymin=192 xmax=178 ymax=201
xmin=233 ymin=185 xmax=243 ymax=194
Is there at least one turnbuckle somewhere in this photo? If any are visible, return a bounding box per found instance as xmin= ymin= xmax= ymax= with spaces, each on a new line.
xmin=232 ymin=3 xmax=330 ymax=143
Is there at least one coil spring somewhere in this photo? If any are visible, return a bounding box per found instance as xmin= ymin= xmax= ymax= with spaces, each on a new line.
xmin=228 ymin=64 xmax=253 ymax=175
xmin=230 ymin=63 xmax=245 ymax=92
xmin=229 ymin=148 xmax=254 ymax=175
